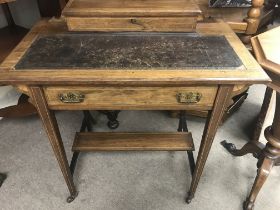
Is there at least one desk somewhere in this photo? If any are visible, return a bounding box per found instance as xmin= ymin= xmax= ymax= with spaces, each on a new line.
xmin=0 ymin=19 xmax=269 ymax=203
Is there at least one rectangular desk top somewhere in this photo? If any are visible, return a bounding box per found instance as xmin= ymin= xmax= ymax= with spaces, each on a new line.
xmin=0 ymin=19 xmax=270 ymax=86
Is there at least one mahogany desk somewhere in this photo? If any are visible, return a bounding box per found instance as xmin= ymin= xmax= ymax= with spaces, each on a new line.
xmin=0 ymin=19 xmax=269 ymax=203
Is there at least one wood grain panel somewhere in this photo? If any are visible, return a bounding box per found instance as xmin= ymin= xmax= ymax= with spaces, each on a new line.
xmin=228 ymin=22 xmax=248 ymax=33
xmin=63 ymin=0 xmax=201 ymax=17
xmin=66 ymin=17 xmax=197 ymax=32
xmin=72 ymin=132 xmax=194 ymax=151
xmin=44 ymin=86 xmax=218 ymax=110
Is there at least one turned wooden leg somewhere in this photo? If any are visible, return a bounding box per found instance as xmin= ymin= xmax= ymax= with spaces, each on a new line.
xmin=29 ymin=87 xmax=78 ymax=203
xmin=252 ymin=87 xmax=273 ymax=142
xmin=244 ymin=157 xmax=274 ymax=210
xmin=244 ymin=92 xmax=280 ymax=209
xmin=245 ymin=0 xmax=264 ymax=35
xmin=186 ymin=85 xmax=234 ymax=203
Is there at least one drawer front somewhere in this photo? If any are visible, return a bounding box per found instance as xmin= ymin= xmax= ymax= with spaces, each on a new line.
xmin=44 ymin=86 xmax=218 ymax=110
xmin=66 ymin=17 xmax=197 ymax=32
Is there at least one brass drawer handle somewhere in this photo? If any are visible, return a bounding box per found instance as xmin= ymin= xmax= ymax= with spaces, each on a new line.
xmin=59 ymin=92 xmax=85 ymax=103
xmin=177 ymin=92 xmax=202 ymax=104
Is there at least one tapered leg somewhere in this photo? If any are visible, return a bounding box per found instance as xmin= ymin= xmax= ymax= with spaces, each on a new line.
xmin=30 ymin=87 xmax=78 ymax=203
xmin=244 ymin=157 xmax=274 ymax=210
xmin=186 ymin=85 xmax=234 ymax=203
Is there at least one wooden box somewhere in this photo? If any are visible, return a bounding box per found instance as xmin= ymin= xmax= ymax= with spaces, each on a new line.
xmin=62 ymin=0 xmax=202 ymax=32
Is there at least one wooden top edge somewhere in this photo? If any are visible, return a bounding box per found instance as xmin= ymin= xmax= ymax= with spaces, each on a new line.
xmin=252 ymin=27 xmax=280 ymax=67
xmin=62 ymin=12 xmax=202 ymax=18
xmin=62 ymin=0 xmax=202 ymax=17
xmin=251 ymin=36 xmax=280 ymax=76
xmin=0 ymin=70 xmax=271 ymax=86
xmin=62 ymin=9 xmax=202 ymax=17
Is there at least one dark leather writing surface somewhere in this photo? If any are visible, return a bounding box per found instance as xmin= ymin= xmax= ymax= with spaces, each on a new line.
xmin=15 ymin=33 xmax=243 ymax=70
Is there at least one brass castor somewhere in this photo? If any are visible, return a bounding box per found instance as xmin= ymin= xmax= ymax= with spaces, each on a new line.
xmin=243 ymin=199 xmax=254 ymax=210
xmin=186 ymin=192 xmax=194 ymax=204
xmin=66 ymin=191 xmax=78 ymax=203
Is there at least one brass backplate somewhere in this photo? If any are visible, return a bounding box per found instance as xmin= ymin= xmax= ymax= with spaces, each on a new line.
xmin=59 ymin=92 xmax=85 ymax=103
xmin=177 ymin=92 xmax=202 ymax=104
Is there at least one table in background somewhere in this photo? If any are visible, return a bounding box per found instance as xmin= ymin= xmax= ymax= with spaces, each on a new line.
xmin=223 ymin=26 xmax=280 ymax=210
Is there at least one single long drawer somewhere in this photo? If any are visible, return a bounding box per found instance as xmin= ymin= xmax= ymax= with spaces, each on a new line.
xmin=65 ymin=17 xmax=198 ymax=32
xmin=44 ymin=86 xmax=218 ymax=110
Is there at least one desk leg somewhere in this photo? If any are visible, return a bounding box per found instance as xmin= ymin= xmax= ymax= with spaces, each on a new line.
xmin=187 ymin=85 xmax=234 ymax=203
xmin=30 ymin=87 xmax=78 ymax=203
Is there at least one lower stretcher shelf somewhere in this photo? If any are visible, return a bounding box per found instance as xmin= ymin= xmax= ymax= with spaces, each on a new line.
xmin=72 ymin=132 xmax=194 ymax=151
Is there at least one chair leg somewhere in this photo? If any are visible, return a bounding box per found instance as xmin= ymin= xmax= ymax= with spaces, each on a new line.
xmin=177 ymin=110 xmax=196 ymax=176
